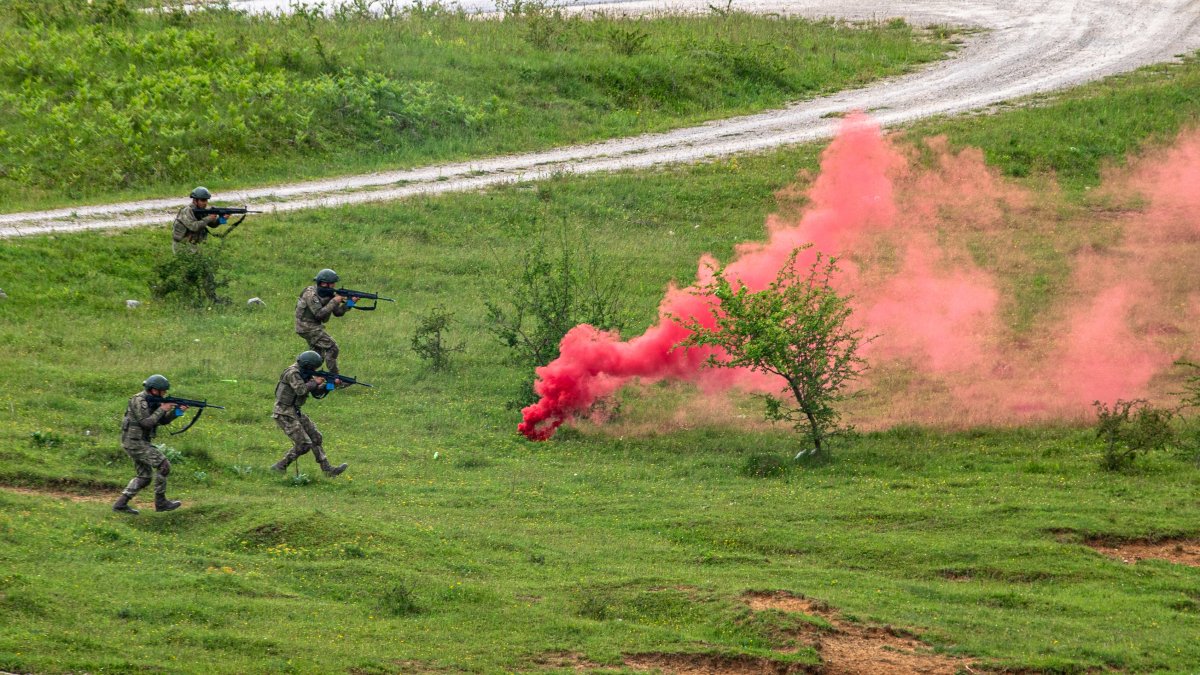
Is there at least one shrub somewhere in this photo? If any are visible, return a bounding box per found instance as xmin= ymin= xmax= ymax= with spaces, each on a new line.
xmin=381 ymin=581 xmax=421 ymax=616
xmin=410 ymin=304 xmax=464 ymax=372
xmin=486 ymin=222 xmax=626 ymax=404
xmin=1093 ymin=399 xmax=1174 ymax=471
xmin=742 ymin=452 xmax=788 ymax=478
xmin=149 ymin=248 xmax=229 ymax=307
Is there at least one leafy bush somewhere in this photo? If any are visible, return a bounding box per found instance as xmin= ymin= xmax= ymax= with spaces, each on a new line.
xmin=149 ymin=249 xmax=229 ymax=307
xmin=486 ymin=222 xmax=626 ymax=403
xmin=1093 ymin=399 xmax=1174 ymax=471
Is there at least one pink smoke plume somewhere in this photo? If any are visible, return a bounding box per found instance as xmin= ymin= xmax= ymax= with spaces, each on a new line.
xmin=519 ymin=115 xmax=1200 ymax=440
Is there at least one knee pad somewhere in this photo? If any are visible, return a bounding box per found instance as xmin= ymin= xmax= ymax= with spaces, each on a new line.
xmin=158 ymin=459 xmax=171 ymax=477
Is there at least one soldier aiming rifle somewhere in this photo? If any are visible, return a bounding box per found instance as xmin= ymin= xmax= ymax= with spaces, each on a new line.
xmin=172 ymin=186 xmax=261 ymax=252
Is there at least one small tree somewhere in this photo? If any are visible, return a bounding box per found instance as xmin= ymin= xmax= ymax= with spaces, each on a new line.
xmin=410 ymin=304 xmax=465 ymax=372
xmin=1094 ymin=399 xmax=1174 ymax=471
xmin=680 ymin=245 xmax=868 ymax=457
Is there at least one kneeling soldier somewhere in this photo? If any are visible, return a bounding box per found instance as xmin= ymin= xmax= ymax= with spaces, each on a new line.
xmin=112 ymin=375 xmax=183 ymax=514
xmin=172 ymin=186 xmax=223 ymax=253
xmin=271 ymin=351 xmax=349 ymax=477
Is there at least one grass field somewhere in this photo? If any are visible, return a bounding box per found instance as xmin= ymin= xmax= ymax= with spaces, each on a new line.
xmin=0 ymin=0 xmax=955 ymax=211
xmin=1 ymin=32 xmax=1200 ymax=675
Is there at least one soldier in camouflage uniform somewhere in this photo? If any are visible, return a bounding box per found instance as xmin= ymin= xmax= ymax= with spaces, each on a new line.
xmin=295 ymin=269 xmax=358 ymax=377
xmin=172 ymin=186 xmax=222 ymax=253
xmin=112 ymin=375 xmax=184 ymax=514
xmin=270 ymin=351 xmax=349 ymax=477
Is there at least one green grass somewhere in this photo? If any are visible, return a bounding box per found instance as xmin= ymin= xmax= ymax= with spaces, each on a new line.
xmin=0 ymin=0 xmax=954 ymax=211
xmin=910 ymin=55 xmax=1200 ymax=193
xmin=2 ymin=42 xmax=1200 ymax=675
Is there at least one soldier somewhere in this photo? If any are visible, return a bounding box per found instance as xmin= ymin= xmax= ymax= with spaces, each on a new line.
xmin=295 ymin=268 xmax=359 ymax=377
xmin=172 ymin=186 xmax=223 ymax=253
xmin=112 ymin=375 xmax=184 ymax=514
xmin=270 ymin=351 xmax=349 ymax=477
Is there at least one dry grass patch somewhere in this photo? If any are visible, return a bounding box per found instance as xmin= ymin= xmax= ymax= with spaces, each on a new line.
xmin=0 ymin=484 xmax=109 ymax=503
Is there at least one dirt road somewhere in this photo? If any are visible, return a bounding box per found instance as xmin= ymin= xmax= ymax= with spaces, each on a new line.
xmin=3 ymin=0 xmax=1198 ymax=237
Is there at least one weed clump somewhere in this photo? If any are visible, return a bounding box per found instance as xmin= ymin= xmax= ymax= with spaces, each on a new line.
xmin=381 ymin=581 xmax=421 ymax=617
xmin=28 ymin=431 xmax=63 ymax=448
xmin=742 ymin=453 xmax=789 ymax=478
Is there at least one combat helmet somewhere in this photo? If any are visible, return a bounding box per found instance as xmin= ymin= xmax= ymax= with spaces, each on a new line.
xmin=313 ymin=269 xmax=339 ymax=284
xmin=189 ymin=186 xmax=212 ymax=200
xmin=297 ymin=351 xmax=323 ymax=370
xmin=143 ymin=374 xmax=171 ymax=391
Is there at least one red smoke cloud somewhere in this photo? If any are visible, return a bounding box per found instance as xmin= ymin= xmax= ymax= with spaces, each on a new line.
xmin=519 ymin=115 xmax=1200 ymax=439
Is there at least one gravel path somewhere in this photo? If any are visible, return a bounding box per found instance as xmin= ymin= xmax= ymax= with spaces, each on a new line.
xmin=3 ymin=0 xmax=1198 ymax=237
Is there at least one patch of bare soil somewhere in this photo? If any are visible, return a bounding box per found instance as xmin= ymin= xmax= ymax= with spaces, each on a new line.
xmin=624 ymin=653 xmax=817 ymax=674
xmin=741 ymin=591 xmax=976 ymax=675
xmin=0 ymin=484 xmax=109 ymax=503
xmin=1085 ymin=538 xmax=1200 ymax=567
xmin=524 ymin=651 xmax=609 ymax=672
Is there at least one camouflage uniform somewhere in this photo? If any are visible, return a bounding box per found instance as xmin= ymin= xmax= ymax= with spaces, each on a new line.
xmin=172 ymin=205 xmax=214 ymax=253
xmin=119 ymin=391 xmax=176 ymax=498
xmin=295 ymin=285 xmax=349 ymax=374
xmin=271 ymin=364 xmax=346 ymax=475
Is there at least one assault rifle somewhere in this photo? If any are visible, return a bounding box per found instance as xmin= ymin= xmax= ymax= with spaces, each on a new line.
xmin=300 ymin=369 xmax=374 ymax=398
xmin=146 ymin=395 xmax=226 ymax=435
xmin=316 ymin=286 xmax=396 ymax=311
xmin=193 ymin=206 xmax=263 ymax=237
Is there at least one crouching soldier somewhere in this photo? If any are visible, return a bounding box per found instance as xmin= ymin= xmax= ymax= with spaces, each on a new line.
xmin=172 ymin=186 xmax=223 ymax=253
xmin=271 ymin=351 xmax=348 ymax=477
xmin=296 ymin=268 xmax=358 ymax=377
xmin=112 ymin=375 xmax=183 ymax=514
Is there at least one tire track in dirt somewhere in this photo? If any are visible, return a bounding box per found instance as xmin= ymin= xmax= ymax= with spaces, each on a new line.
xmin=3 ymin=0 xmax=1199 ymax=238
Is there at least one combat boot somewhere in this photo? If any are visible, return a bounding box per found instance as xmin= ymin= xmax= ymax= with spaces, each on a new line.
xmin=322 ymin=462 xmax=348 ymax=478
xmin=271 ymin=451 xmax=298 ymax=472
xmin=112 ymin=493 xmax=139 ymax=515
xmin=155 ymin=495 xmax=182 ymax=512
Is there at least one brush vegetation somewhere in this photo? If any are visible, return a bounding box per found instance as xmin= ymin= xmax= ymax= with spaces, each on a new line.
xmin=0 ymin=0 xmax=954 ymax=210
xmin=2 ymin=35 xmax=1200 ymax=675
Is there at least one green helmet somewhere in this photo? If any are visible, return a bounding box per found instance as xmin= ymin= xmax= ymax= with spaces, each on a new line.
xmin=297 ymin=351 xmax=323 ymax=370
xmin=313 ymin=269 xmax=339 ymax=284
xmin=143 ymin=374 xmax=170 ymax=391
xmin=189 ymin=186 xmax=212 ymax=200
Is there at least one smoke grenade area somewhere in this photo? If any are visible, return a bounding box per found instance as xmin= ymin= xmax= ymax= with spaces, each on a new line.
xmin=519 ymin=114 xmax=1200 ymax=441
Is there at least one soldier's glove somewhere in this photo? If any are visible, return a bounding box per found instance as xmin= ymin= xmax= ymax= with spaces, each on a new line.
xmin=158 ymin=459 xmax=171 ymax=477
